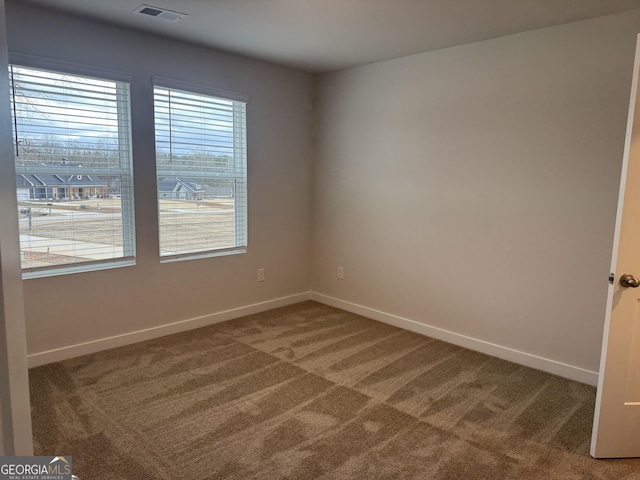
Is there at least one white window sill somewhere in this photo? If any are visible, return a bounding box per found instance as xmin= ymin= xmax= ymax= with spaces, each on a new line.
xmin=22 ymin=258 xmax=136 ymax=280
xmin=159 ymin=247 xmax=246 ymax=264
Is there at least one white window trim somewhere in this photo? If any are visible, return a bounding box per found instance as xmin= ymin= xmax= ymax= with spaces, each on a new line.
xmin=9 ymin=53 xmax=132 ymax=84
xmin=153 ymin=75 xmax=249 ymax=104
xmin=153 ymin=77 xmax=248 ymax=262
xmin=10 ymin=60 xmax=137 ymax=278
xmin=22 ymin=258 xmax=135 ymax=280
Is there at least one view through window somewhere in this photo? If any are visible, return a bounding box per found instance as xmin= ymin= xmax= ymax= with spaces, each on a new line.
xmin=154 ymin=82 xmax=247 ymax=258
xmin=9 ymin=65 xmax=135 ymax=274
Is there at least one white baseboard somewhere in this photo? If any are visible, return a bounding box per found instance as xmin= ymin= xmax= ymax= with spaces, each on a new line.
xmin=29 ymin=290 xmax=598 ymax=386
xmin=309 ymin=292 xmax=598 ymax=386
xmin=28 ymin=292 xmax=311 ymax=368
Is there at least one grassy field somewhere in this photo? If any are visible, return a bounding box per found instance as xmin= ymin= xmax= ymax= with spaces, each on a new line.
xmin=19 ymin=197 xmax=238 ymax=267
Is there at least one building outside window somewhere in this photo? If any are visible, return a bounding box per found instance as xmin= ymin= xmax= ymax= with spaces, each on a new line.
xmin=153 ymin=79 xmax=247 ymax=260
xmin=9 ymin=64 xmax=135 ymax=276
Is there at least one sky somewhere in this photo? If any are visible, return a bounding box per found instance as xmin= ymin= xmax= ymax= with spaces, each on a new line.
xmin=10 ymin=65 xmax=242 ymax=171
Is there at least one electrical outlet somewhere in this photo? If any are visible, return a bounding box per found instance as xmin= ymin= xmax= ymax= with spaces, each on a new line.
xmin=337 ymin=266 xmax=344 ymax=280
xmin=258 ymin=268 xmax=265 ymax=282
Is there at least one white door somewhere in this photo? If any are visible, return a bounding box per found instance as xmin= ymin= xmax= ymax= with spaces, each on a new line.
xmin=591 ymin=35 xmax=640 ymax=459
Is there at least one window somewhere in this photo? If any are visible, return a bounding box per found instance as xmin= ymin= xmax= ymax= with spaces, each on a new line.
xmin=9 ymin=65 xmax=135 ymax=276
xmin=153 ymin=79 xmax=247 ymax=259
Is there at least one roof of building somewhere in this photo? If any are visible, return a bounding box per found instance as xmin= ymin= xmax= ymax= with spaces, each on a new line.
xmin=158 ymin=177 xmax=205 ymax=193
xmin=15 ymin=161 xmax=107 ymax=188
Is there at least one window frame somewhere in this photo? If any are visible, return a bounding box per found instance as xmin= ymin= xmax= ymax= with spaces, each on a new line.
xmin=152 ymin=76 xmax=249 ymax=262
xmin=9 ymin=55 xmax=136 ymax=279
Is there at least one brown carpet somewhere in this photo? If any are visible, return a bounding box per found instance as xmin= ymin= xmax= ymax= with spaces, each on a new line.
xmin=29 ymin=301 xmax=640 ymax=479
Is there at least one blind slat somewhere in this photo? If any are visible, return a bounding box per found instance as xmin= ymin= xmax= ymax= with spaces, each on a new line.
xmin=154 ymin=83 xmax=247 ymax=257
xmin=10 ymin=64 xmax=135 ymax=274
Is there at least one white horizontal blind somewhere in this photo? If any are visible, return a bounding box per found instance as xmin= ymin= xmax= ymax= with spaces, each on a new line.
xmin=9 ymin=65 xmax=135 ymax=274
xmin=154 ymin=84 xmax=247 ymax=258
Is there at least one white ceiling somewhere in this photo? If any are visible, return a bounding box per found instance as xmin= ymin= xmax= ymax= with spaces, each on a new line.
xmin=17 ymin=0 xmax=640 ymax=73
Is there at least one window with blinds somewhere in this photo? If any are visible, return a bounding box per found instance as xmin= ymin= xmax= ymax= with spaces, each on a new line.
xmin=153 ymin=80 xmax=247 ymax=259
xmin=9 ymin=65 xmax=135 ymax=276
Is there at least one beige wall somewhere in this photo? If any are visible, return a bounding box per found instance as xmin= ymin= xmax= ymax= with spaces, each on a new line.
xmin=312 ymin=10 xmax=640 ymax=374
xmin=6 ymin=1 xmax=640 ymax=380
xmin=6 ymin=2 xmax=314 ymax=356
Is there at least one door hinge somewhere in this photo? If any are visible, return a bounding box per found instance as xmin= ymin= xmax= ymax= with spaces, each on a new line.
xmin=609 ymin=273 xmax=615 ymax=285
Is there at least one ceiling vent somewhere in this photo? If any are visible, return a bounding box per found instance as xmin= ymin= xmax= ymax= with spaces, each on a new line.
xmin=134 ymin=4 xmax=187 ymax=22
